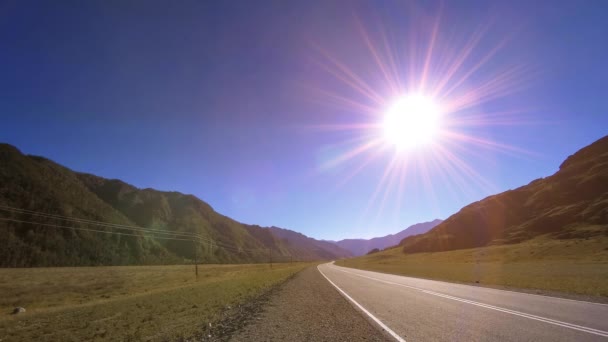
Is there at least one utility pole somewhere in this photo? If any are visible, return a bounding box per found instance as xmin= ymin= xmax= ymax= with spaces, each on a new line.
xmin=193 ymin=239 xmax=198 ymax=279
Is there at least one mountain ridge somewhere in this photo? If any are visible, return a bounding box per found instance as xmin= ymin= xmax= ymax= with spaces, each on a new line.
xmin=0 ymin=143 xmax=351 ymax=266
xmin=330 ymin=219 xmax=443 ymax=256
xmin=398 ymin=135 xmax=608 ymax=253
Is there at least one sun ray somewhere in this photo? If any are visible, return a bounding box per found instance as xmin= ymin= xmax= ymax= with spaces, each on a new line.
xmin=304 ymin=85 xmax=382 ymax=115
xmin=442 ymin=131 xmax=538 ymax=158
xmin=450 ymin=110 xmax=527 ymax=127
xmin=311 ymin=43 xmax=386 ymax=105
xmin=306 ymin=5 xmax=536 ymax=226
xmin=445 ymin=65 xmax=527 ymax=113
xmin=394 ymin=157 xmax=409 ymax=217
xmin=379 ymin=24 xmax=405 ymax=93
xmin=361 ymin=152 xmax=400 ymax=219
xmin=438 ymin=36 xmax=512 ymax=102
xmin=419 ymin=5 xmax=442 ymax=92
xmin=305 ymin=122 xmax=378 ymax=132
xmin=319 ymin=138 xmax=383 ymax=171
xmin=373 ymin=155 xmax=404 ymax=222
xmin=431 ymin=23 xmax=489 ymax=98
xmin=333 ymin=146 xmax=388 ymax=190
xmin=355 ymin=15 xmax=401 ymax=95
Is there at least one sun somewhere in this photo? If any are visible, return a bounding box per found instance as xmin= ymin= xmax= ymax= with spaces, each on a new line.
xmin=382 ymin=94 xmax=442 ymax=150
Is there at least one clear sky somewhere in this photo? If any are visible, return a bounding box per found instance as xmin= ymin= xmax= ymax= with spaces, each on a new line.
xmin=1 ymin=0 xmax=607 ymax=240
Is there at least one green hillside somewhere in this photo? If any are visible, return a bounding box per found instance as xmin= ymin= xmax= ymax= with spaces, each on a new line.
xmin=0 ymin=143 xmax=351 ymax=267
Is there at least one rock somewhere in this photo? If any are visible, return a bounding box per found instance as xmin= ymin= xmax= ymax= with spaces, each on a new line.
xmin=12 ymin=307 xmax=26 ymax=314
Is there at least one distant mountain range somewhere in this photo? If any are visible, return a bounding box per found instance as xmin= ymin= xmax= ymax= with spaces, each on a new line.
xmin=267 ymin=226 xmax=353 ymax=260
xmin=0 ymin=143 xmax=351 ymax=267
xmin=399 ymin=135 xmax=608 ymax=253
xmin=329 ymin=219 xmax=443 ymax=256
xmin=11 ymin=132 xmax=598 ymax=267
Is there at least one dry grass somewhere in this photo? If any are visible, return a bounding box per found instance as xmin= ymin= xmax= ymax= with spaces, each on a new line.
xmin=336 ymin=236 xmax=608 ymax=297
xmin=0 ymin=263 xmax=310 ymax=341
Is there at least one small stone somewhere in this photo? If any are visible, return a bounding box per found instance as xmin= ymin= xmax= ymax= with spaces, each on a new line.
xmin=12 ymin=307 xmax=25 ymax=315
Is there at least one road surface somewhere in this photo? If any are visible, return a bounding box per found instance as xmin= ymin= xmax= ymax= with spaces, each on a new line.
xmin=230 ymin=266 xmax=388 ymax=341
xmin=318 ymin=262 xmax=608 ymax=341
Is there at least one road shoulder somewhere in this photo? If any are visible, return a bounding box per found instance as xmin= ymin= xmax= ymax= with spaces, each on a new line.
xmin=228 ymin=265 xmax=390 ymax=342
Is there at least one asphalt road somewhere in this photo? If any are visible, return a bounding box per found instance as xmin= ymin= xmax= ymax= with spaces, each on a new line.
xmin=318 ymin=262 xmax=608 ymax=341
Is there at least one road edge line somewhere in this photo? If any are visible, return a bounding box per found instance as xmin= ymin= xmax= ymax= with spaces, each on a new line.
xmin=334 ymin=265 xmax=608 ymax=338
xmin=317 ymin=264 xmax=406 ymax=342
xmin=335 ymin=263 xmax=608 ymax=306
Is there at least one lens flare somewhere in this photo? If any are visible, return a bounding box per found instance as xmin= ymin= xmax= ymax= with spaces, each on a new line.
xmin=307 ymin=5 xmax=537 ymax=224
xmin=383 ymin=94 xmax=442 ymax=150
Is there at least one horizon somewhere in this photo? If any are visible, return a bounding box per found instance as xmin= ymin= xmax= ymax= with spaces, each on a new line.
xmin=4 ymin=136 xmax=599 ymax=240
xmin=3 ymin=137 xmax=599 ymax=242
xmin=4 ymin=138 xmax=448 ymax=241
xmin=2 ymin=1 xmax=607 ymax=241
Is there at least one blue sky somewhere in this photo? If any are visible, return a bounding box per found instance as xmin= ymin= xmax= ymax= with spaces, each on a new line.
xmin=1 ymin=0 xmax=607 ymax=240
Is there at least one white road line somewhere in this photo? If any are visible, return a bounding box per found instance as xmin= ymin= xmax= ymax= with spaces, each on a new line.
xmin=334 ymin=262 xmax=608 ymax=307
xmin=422 ymin=290 xmax=608 ymax=337
xmin=331 ymin=265 xmax=608 ymax=338
xmin=317 ymin=265 xmax=406 ymax=342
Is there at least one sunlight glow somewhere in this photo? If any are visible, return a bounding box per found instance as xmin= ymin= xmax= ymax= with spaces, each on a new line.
xmin=383 ymin=94 xmax=441 ymax=150
xmin=309 ymin=5 xmax=535 ymax=223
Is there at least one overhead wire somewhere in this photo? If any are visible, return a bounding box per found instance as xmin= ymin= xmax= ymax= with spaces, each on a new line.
xmin=0 ymin=205 xmax=200 ymax=239
xmin=0 ymin=217 xmax=193 ymax=241
xmin=0 ymin=205 xmax=270 ymax=252
xmin=0 ymin=205 xmax=291 ymax=256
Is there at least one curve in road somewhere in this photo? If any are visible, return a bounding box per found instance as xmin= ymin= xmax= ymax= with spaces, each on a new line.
xmin=318 ymin=262 xmax=608 ymax=341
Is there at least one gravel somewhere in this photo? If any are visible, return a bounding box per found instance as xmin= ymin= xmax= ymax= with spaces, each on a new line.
xmin=229 ymin=266 xmax=390 ymax=342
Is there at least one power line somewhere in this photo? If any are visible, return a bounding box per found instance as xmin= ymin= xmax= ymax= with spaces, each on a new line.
xmin=1 ymin=215 xmax=300 ymax=264
xmin=0 ymin=205 xmax=200 ymax=239
xmin=0 ymin=205 xmax=294 ymax=257
xmin=0 ymin=217 xmax=193 ymax=241
xmin=0 ymin=205 xmax=271 ymax=253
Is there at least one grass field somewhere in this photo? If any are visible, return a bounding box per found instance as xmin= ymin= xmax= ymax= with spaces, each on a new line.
xmin=336 ymin=236 xmax=608 ymax=297
xmin=0 ymin=263 xmax=309 ymax=341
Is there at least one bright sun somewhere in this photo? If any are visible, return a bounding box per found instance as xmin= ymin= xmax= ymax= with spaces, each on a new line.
xmin=382 ymin=94 xmax=442 ymax=150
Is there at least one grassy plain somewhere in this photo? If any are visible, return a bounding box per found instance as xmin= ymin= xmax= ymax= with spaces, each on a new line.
xmin=336 ymin=236 xmax=608 ymax=297
xmin=0 ymin=263 xmax=309 ymax=341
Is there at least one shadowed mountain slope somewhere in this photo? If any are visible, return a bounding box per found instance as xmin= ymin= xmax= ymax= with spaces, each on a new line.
xmin=399 ymin=135 xmax=608 ymax=253
xmin=0 ymin=143 xmax=350 ymax=266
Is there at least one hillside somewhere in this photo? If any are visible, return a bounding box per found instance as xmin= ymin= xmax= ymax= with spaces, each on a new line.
xmin=399 ymin=135 xmax=608 ymax=253
xmin=331 ymin=219 xmax=442 ymax=256
xmin=268 ymin=226 xmax=352 ymax=260
xmin=0 ymin=143 xmax=349 ymax=266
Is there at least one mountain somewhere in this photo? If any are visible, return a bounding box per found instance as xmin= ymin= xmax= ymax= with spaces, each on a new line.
xmin=400 ymin=135 xmax=608 ymax=253
xmin=331 ymin=219 xmax=442 ymax=256
xmin=268 ymin=226 xmax=352 ymax=260
xmin=0 ymin=143 xmax=350 ymax=267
